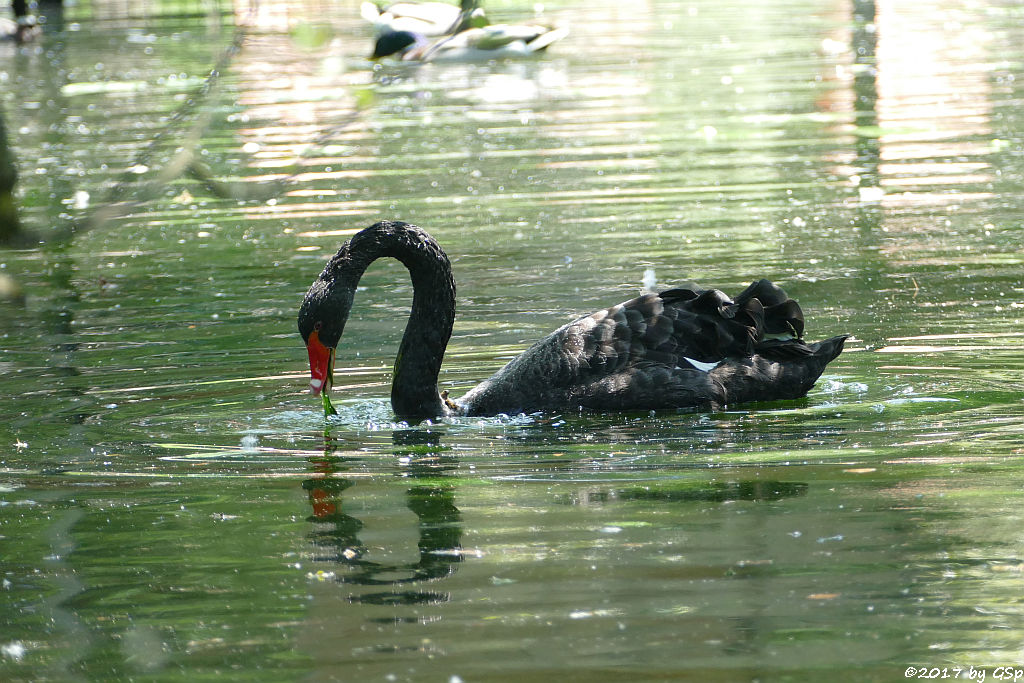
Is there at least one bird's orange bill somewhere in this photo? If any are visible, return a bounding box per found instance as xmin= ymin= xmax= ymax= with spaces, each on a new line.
xmin=306 ymin=329 xmax=334 ymax=396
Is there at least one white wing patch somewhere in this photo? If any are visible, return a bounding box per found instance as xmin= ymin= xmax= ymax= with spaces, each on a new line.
xmin=680 ymin=357 xmax=722 ymax=373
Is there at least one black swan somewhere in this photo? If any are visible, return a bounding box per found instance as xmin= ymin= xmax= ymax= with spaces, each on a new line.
xmin=298 ymin=221 xmax=848 ymax=421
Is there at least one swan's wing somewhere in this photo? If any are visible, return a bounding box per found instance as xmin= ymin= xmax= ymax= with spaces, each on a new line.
xmin=548 ymin=288 xmax=843 ymax=410
xmin=560 ymin=287 xmax=773 ymax=373
xmin=457 ymin=281 xmax=842 ymax=415
xmin=458 ymin=278 xmax=847 ymax=413
xmin=554 ymin=332 xmax=847 ymax=413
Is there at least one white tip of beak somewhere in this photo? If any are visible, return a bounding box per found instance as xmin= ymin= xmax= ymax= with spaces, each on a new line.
xmin=309 ymin=377 xmax=323 ymax=393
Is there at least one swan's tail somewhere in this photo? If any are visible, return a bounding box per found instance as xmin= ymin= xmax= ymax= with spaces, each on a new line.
xmin=713 ymin=334 xmax=849 ymax=406
xmin=809 ymin=334 xmax=849 ymax=365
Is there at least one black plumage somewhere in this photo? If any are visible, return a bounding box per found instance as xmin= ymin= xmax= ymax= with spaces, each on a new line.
xmin=298 ymin=221 xmax=848 ymax=421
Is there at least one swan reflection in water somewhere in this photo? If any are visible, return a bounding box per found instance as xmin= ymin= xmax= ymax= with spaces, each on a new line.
xmin=302 ymin=429 xmax=464 ymax=611
xmin=299 ymin=424 xmax=812 ymax=618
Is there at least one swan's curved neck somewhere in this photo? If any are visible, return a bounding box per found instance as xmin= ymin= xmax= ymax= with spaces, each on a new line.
xmin=336 ymin=223 xmax=456 ymax=420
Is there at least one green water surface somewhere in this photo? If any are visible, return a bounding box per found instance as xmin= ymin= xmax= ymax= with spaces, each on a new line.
xmin=2 ymin=0 xmax=1024 ymax=680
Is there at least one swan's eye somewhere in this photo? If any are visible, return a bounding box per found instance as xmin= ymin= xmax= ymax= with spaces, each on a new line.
xmin=314 ymin=321 xmax=323 ymax=331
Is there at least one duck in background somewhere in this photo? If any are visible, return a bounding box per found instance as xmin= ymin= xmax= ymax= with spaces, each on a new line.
xmin=371 ymin=22 xmax=569 ymax=61
xmin=2 ymin=0 xmax=39 ymax=44
xmin=360 ymin=0 xmax=478 ymax=37
xmin=365 ymin=0 xmax=568 ymax=62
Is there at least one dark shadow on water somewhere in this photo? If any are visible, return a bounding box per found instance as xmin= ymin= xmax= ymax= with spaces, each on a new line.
xmin=561 ymin=480 xmax=808 ymax=507
xmin=618 ymin=480 xmax=808 ymax=503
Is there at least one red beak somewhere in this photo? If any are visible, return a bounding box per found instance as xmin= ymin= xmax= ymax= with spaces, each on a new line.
xmin=306 ymin=329 xmax=334 ymax=396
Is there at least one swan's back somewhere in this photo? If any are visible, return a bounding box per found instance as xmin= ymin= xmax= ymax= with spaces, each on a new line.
xmin=456 ymin=280 xmax=847 ymax=415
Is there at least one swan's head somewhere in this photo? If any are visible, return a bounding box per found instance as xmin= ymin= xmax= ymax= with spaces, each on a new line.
xmin=298 ymin=275 xmax=356 ymax=399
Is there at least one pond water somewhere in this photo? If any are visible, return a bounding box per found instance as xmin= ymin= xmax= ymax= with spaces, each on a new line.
xmin=3 ymin=0 xmax=1024 ymax=679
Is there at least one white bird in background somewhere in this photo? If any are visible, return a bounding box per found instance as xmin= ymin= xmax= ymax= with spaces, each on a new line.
xmin=371 ymin=23 xmax=569 ymax=61
xmin=360 ymin=1 xmax=472 ymax=36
